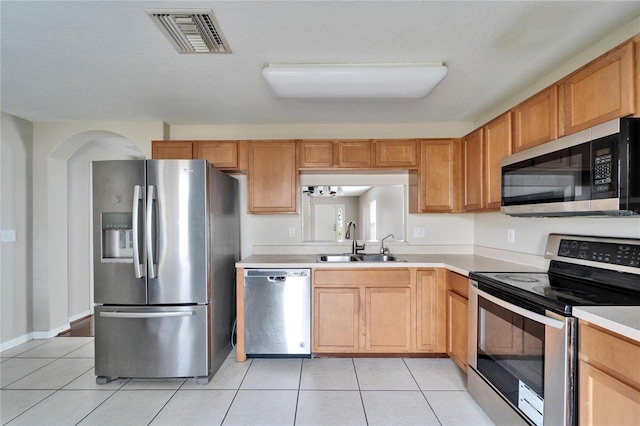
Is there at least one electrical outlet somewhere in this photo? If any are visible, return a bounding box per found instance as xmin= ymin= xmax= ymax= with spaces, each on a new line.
xmin=289 ymin=228 xmax=296 ymax=238
xmin=413 ymin=227 xmax=425 ymax=238
xmin=507 ymin=229 xmax=515 ymax=243
xmin=1 ymin=229 xmax=16 ymax=242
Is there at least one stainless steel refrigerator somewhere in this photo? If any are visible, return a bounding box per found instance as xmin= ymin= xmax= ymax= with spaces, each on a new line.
xmin=91 ymin=159 xmax=239 ymax=384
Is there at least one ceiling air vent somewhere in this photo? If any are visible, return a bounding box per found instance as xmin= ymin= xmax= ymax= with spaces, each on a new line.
xmin=146 ymin=9 xmax=231 ymax=54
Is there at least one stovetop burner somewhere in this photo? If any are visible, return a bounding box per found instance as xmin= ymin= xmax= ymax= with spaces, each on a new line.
xmin=494 ymin=274 xmax=541 ymax=283
xmin=532 ymin=286 xmax=599 ymax=303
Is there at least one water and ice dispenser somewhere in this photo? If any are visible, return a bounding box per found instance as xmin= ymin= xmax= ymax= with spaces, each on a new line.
xmin=101 ymin=212 xmax=133 ymax=262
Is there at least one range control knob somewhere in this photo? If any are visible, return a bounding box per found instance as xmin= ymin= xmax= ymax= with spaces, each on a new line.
xmin=579 ymin=251 xmax=587 ymax=259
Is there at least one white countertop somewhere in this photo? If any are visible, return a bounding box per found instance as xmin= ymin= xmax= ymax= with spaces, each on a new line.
xmin=573 ymin=306 xmax=640 ymax=342
xmin=236 ymin=253 xmax=545 ymax=276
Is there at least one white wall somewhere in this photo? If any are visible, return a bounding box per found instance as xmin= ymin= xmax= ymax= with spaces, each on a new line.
xmin=1 ymin=113 xmax=33 ymax=347
xmin=475 ymin=212 xmax=640 ymax=257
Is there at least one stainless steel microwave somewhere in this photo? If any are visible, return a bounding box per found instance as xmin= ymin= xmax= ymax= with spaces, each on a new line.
xmin=501 ymin=117 xmax=639 ymax=217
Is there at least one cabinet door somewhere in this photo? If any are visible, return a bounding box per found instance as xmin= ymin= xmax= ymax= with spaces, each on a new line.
xmin=365 ymin=286 xmax=412 ymax=352
xmin=413 ymin=139 xmax=459 ymax=212
xmin=462 ymin=128 xmax=484 ymax=211
xmin=196 ymin=141 xmax=241 ymax=170
xmin=559 ymin=41 xmax=634 ymax=136
xmin=447 ymin=290 xmax=468 ymax=372
xmin=247 ymin=141 xmax=298 ymax=214
xmin=336 ymin=140 xmax=372 ymax=168
xmin=513 ymin=86 xmax=558 ymax=152
xmin=151 ymin=141 xmax=194 ymax=159
xmin=416 ymin=269 xmax=446 ymax=352
xmin=373 ymin=140 xmax=418 ymax=168
xmin=483 ymin=112 xmax=512 ymax=210
xmin=312 ymin=287 xmax=360 ymax=353
xmin=298 ymin=141 xmax=334 ymax=168
xmin=579 ymin=361 xmax=640 ymax=426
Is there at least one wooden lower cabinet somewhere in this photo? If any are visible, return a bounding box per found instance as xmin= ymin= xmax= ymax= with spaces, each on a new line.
xmin=313 ymin=287 xmax=360 ymax=352
xmin=365 ymin=286 xmax=412 ymax=352
xmin=446 ymin=271 xmax=468 ymax=372
xmin=416 ymin=269 xmax=446 ymax=352
xmin=312 ymin=268 xmax=444 ymax=354
xmin=578 ymin=321 xmax=640 ymax=425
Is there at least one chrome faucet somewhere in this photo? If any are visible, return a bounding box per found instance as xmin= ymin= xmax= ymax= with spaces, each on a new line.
xmin=380 ymin=233 xmax=394 ymax=254
xmin=345 ymin=221 xmax=365 ymax=254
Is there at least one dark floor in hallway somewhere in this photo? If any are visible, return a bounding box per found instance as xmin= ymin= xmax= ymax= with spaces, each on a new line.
xmin=58 ymin=315 xmax=94 ymax=337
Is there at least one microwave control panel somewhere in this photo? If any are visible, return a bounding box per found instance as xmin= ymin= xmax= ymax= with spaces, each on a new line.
xmin=591 ymin=135 xmax=617 ymax=194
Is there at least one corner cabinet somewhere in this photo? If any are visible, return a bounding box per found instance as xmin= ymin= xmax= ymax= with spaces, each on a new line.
xmin=462 ymin=111 xmax=511 ymax=212
xmin=247 ymin=141 xmax=298 ymax=214
xmin=559 ymin=41 xmax=635 ymax=136
xmin=446 ymin=271 xmax=468 ymax=372
xmin=409 ymin=139 xmax=460 ymax=213
xmin=462 ymin=128 xmax=484 ymax=211
xmin=578 ymin=321 xmax=640 ymax=425
xmin=312 ymin=268 xmax=445 ymax=354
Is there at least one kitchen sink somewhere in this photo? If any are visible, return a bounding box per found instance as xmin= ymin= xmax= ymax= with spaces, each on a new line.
xmin=316 ymin=254 xmax=406 ymax=263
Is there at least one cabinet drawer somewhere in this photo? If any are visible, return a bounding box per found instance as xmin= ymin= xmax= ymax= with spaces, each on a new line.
xmin=446 ymin=270 xmax=468 ymax=298
xmin=314 ymin=268 xmax=410 ymax=286
xmin=579 ymin=322 xmax=640 ymax=387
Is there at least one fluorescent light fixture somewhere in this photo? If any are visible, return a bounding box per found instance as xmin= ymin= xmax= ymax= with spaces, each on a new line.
xmin=262 ymin=63 xmax=447 ymax=99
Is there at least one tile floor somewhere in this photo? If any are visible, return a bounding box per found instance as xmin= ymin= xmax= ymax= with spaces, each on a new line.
xmin=1 ymin=337 xmax=495 ymax=425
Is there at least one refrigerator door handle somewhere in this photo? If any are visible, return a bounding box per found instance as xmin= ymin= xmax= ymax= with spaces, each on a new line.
xmin=99 ymin=311 xmax=196 ymax=319
xmin=146 ymin=184 xmax=158 ymax=278
xmin=132 ymin=185 xmax=145 ymax=278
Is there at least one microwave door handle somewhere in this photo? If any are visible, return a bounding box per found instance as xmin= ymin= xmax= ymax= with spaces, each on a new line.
xmin=146 ymin=185 xmax=158 ymax=279
xmin=473 ymin=285 xmax=565 ymax=329
xmin=132 ymin=185 xmax=145 ymax=278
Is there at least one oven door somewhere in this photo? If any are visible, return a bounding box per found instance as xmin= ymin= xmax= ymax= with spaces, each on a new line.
xmin=468 ymin=282 xmax=575 ymax=426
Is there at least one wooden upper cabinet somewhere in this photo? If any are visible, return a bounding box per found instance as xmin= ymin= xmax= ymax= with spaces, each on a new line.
xmin=298 ymin=141 xmax=334 ymax=168
xmin=559 ymin=41 xmax=635 ymax=136
xmin=635 ymin=34 xmax=640 ymax=118
xmin=373 ymin=139 xmax=418 ymax=168
xmin=247 ymin=141 xmax=298 ymax=214
xmin=409 ymin=139 xmax=460 ymax=213
xmin=298 ymin=140 xmax=372 ymax=169
xmin=512 ymin=85 xmax=558 ymax=152
xmin=151 ymin=141 xmax=194 ymax=159
xmin=196 ymin=141 xmax=246 ymax=171
xmin=483 ymin=112 xmax=512 ymax=210
xmin=336 ymin=140 xmax=372 ymax=168
xmin=462 ymin=128 xmax=484 ymax=211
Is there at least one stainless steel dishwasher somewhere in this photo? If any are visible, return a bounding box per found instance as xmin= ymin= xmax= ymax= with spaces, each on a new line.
xmin=243 ymin=269 xmax=311 ymax=356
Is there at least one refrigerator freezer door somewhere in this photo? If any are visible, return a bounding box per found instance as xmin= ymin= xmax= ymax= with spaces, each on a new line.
xmin=146 ymin=160 xmax=209 ymax=304
xmin=93 ymin=160 xmax=147 ymax=305
xmin=95 ymin=305 xmax=209 ymax=379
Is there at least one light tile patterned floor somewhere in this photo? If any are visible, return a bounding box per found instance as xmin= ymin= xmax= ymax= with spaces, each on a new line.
xmin=1 ymin=337 xmax=495 ymax=425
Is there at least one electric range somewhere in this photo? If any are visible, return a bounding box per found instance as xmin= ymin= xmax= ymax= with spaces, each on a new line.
xmin=468 ymin=234 xmax=640 ymax=426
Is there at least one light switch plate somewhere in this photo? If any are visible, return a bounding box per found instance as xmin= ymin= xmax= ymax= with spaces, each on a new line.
xmin=1 ymin=229 xmax=17 ymax=242
xmin=413 ymin=227 xmax=425 ymax=238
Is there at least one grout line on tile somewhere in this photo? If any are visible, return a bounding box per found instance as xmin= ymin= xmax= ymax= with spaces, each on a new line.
xmin=0 ymin=357 xmax=58 ymax=389
xmin=220 ymin=358 xmax=253 ymax=425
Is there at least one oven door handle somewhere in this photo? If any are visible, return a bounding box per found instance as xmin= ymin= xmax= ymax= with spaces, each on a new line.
xmin=471 ymin=283 xmax=565 ymax=329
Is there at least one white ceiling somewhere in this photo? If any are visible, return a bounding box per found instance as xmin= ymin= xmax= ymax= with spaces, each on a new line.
xmin=1 ymin=1 xmax=639 ymax=125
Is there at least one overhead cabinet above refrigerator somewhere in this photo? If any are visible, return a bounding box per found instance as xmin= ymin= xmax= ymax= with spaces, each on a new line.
xmin=92 ymin=159 xmax=239 ymax=384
